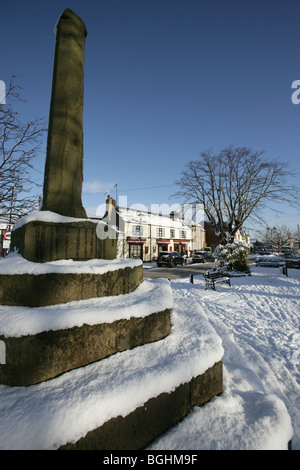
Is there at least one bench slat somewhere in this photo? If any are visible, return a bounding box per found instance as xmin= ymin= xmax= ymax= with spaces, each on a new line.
xmin=203 ymin=270 xmax=231 ymax=291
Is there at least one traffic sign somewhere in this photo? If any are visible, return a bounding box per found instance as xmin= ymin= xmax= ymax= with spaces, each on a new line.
xmin=3 ymin=231 xmax=11 ymax=241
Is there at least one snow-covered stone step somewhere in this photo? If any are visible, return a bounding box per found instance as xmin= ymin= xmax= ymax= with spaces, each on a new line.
xmin=0 ymin=292 xmax=224 ymax=449
xmin=0 ymin=254 xmax=143 ymax=307
xmin=0 ymin=278 xmax=173 ymax=386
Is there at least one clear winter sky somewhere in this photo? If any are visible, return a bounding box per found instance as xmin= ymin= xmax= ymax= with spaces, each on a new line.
xmin=2 ymin=0 xmax=300 ymax=235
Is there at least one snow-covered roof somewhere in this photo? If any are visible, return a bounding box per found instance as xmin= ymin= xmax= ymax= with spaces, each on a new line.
xmin=118 ymin=207 xmax=192 ymax=230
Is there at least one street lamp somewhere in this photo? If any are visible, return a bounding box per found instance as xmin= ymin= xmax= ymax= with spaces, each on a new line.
xmin=9 ymin=186 xmax=16 ymax=227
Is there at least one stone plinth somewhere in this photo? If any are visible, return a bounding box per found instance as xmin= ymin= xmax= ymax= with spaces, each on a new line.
xmin=11 ymin=219 xmax=116 ymax=263
xmin=0 ymin=279 xmax=224 ymax=449
xmin=0 ymin=309 xmax=171 ymax=387
xmin=0 ymin=277 xmax=173 ymax=386
xmin=0 ymin=264 xmax=143 ymax=307
xmin=60 ymin=362 xmax=223 ymax=450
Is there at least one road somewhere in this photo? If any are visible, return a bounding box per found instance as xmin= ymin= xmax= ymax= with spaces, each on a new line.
xmin=143 ymin=261 xmax=216 ymax=280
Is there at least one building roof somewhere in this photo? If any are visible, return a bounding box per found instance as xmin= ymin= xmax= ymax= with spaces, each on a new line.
xmin=118 ymin=207 xmax=191 ymax=230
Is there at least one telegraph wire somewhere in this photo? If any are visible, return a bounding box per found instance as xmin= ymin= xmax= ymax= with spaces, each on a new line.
xmin=118 ymin=184 xmax=176 ymax=193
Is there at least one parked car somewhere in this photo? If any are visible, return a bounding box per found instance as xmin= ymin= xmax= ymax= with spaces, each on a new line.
xmin=157 ymin=251 xmax=185 ymax=267
xmin=192 ymin=251 xmax=206 ymax=263
xmin=203 ymin=252 xmax=215 ymax=262
xmin=192 ymin=251 xmax=215 ymax=263
xmin=255 ymin=255 xmax=283 ymax=267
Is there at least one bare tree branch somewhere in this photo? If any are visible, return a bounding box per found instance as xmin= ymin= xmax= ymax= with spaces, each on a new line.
xmin=174 ymin=145 xmax=300 ymax=244
xmin=0 ymin=76 xmax=47 ymax=223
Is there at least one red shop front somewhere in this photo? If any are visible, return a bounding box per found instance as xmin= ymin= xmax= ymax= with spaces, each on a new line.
xmin=173 ymin=240 xmax=190 ymax=255
xmin=156 ymin=239 xmax=171 ymax=254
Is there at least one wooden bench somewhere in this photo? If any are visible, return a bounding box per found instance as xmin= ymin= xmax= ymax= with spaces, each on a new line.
xmin=203 ymin=270 xmax=231 ymax=291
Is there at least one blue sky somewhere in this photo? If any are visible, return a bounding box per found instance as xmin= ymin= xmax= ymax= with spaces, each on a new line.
xmin=2 ymin=0 xmax=300 ymax=234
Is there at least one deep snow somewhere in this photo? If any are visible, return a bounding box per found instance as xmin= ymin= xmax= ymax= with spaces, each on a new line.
xmin=148 ymin=265 xmax=299 ymax=450
xmin=0 ymin=254 xmax=298 ymax=450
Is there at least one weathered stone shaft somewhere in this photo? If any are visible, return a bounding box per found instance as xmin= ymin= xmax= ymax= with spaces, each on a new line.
xmin=42 ymin=8 xmax=87 ymax=218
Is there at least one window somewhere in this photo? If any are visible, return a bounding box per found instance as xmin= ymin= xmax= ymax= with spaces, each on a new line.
xmin=180 ymin=230 xmax=186 ymax=238
xmin=132 ymin=225 xmax=143 ymax=236
xmin=156 ymin=228 xmax=165 ymax=237
xmin=129 ymin=244 xmax=143 ymax=260
xmin=170 ymin=229 xmax=175 ymax=238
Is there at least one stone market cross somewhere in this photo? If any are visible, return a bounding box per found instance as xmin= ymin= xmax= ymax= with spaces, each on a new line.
xmin=41 ymin=8 xmax=87 ymax=218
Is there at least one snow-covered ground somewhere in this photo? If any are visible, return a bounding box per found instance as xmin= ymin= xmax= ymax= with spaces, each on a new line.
xmin=148 ymin=265 xmax=299 ymax=450
xmin=0 ymin=255 xmax=299 ymax=450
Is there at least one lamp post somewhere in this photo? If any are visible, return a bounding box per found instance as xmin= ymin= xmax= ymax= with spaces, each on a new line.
xmin=9 ymin=186 xmax=16 ymax=227
xmin=266 ymin=226 xmax=276 ymax=251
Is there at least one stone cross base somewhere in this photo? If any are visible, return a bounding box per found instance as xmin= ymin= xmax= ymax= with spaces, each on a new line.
xmin=11 ymin=219 xmax=116 ymax=263
xmin=60 ymin=362 xmax=223 ymax=450
xmin=0 ymin=264 xmax=143 ymax=307
xmin=0 ymin=309 xmax=171 ymax=387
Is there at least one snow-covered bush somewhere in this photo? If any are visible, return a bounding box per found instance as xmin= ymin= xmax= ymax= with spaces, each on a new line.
xmin=214 ymin=241 xmax=251 ymax=273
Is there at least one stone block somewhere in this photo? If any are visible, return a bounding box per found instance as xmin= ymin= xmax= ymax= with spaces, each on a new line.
xmin=191 ymin=360 xmax=223 ymax=406
xmin=0 ymin=309 xmax=171 ymax=386
xmin=41 ymin=9 xmax=88 ymax=218
xmin=59 ymin=361 xmax=223 ymax=450
xmin=11 ymin=220 xmax=116 ymax=263
xmin=0 ymin=264 xmax=143 ymax=307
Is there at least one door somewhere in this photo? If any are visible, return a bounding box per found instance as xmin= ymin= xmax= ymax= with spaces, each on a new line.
xmin=129 ymin=244 xmax=143 ymax=260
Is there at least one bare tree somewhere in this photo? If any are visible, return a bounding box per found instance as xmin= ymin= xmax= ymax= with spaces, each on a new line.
xmin=265 ymin=225 xmax=293 ymax=251
xmin=0 ymin=76 xmax=46 ymax=223
xmin=254 ymin=224 xmax=299 ymax=252
xmin=174 ymin=146 xmax=300 ymax=244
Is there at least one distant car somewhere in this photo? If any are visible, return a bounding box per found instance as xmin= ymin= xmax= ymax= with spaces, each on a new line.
xmin=203 ymin=252 xmax=216 ymax=262
xmin=255 ymin=256 xmax=283 ymax=267
xmin=192 ymin=251 xmax=215 ymax=263
xmin=157 ymin=251 xmax=185 ymax=267
xmin=192 ymin=252 xmax=206 ymax=263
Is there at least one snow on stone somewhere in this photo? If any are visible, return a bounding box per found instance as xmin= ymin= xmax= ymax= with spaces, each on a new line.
xmin=0 ymin=286 xmax=223 ymax=450
xmin=12 ymin=210 xmax=96 ymax=230
xmin=0 ymin=252 xmax=142 ymax=275
xmin=0 ymin=277 xmax=173 ymax=337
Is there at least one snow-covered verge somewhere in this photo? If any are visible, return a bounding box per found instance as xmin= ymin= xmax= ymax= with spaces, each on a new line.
xmin=148 ymin=266 xmax=299 ymax=450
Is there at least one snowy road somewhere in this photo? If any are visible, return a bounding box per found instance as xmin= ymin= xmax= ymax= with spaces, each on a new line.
xmin=143 ymin=260 xmax=217 ymax=279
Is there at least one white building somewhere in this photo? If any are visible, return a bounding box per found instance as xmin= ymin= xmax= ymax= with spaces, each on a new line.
xmin=117 ymin=207 xmax=205 ymax=261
